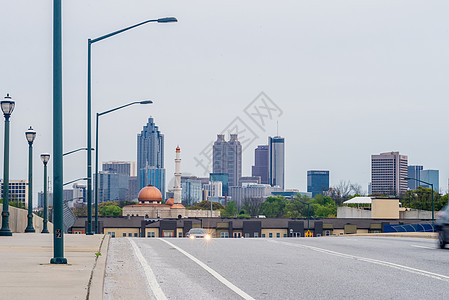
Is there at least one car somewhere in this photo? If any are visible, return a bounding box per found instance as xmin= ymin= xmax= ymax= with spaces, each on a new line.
xmin=186 ymin=228 xmax=211 ymax=240
xmin=436 ymin=203 xmax=449 ymax=249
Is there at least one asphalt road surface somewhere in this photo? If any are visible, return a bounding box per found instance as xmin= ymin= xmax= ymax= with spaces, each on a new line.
xmin=104 ymin=236 xmax=449 ymax=299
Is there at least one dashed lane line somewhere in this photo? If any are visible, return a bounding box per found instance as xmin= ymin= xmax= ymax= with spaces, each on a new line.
xmin=159 ymin=239 xmax=256 ymax=300
xmin=267 ymin=239 xmax=449 ymax=283
xmin=129 ymin=239 xmax=168 ymax=300
xmin=410 ymin=244 xmax=435 ymax=250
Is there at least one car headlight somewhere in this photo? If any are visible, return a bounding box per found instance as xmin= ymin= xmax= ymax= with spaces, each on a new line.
xmin=205 ymin=234 xmax=211 ymax=240
xmin=189 ymin=235 xmax=195 ymax=239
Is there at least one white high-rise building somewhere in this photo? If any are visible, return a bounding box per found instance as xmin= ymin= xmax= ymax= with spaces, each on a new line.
xmin=371 ymin=151 xmax=408 ymax=196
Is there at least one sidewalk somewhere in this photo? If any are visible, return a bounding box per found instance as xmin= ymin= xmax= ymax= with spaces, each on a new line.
xmin=0 ymin=233 xmax=109 ymax=300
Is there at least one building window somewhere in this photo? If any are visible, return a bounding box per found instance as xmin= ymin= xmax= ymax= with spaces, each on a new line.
xmin=325 ymin=230 xmax=330 ymax=236
xmin=111 ymin=232 xmax=115 ymax=238
xmin=123 ymin=233 xmax=126 ymax=237
xmin=147 ymin=232 xmax=155 ymax=238
xmin=276 ymin=233 xmax=280 ymax=238
xmin=134 ymin=233 xmax=138 ymax=237
xmin=178 ymin=232 xmax=183 ymax=238
xmin=254 ymin=232 xmax=259 ymax=238
xmin=244 ymin=233 xmax=250 ymax=238
xmin=283 ymin=234 xmax=287 ymax=237
xmin=262 ymin=234 xmax=266 ymax=238
xmin=221 ymin=232 xmax=229 ymax=238
xmin=269 ymin=233 xmax=273 ymax=238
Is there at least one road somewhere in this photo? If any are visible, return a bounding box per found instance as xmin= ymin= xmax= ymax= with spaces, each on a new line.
xmin=104 ymin=236 xmax=449 ymax=299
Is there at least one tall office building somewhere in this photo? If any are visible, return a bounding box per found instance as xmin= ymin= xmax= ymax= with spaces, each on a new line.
xmin=98 ymin=172 xmax=129 ymax=203
xmin=139 ymin=167 xmax=166 ymax=198
xmin=102 ymin=161 xmax=136 ymax=176
xmin=137 ymin=117 xmax=165 ymax=192
xmin=251 ymin=145 xmax=269 ymax=184
xmin=210 ymin=173 xmax=229 ymax=196
xmin=371 ymin=151 xmax=408 ymax=196
xmin=213 ymin=134 xmax=242 ymax=187
xmin=269 ymin=136 xmax=285 ymax=189
xmin=181 ymin=177 xmax=202 ymax=206
xmin=0 ymin=180 xmax=29 ymax=207
xmin=407 ymin=165 xmax=423 ymax=190
xmin=307 ymin=170 xmax=330 ymax=197
xmin=420 ymin=169 xmax=439 ymax=192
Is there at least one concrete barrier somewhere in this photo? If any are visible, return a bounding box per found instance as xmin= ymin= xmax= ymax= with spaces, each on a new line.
xmin=0 ymin=206 xmax=53 ymax=233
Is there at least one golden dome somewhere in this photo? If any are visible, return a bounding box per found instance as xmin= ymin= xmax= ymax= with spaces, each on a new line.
xmin=138 ymin=185 xmax=163 ymax=203
xmin=166 ymin=198 xmax=174 ymax=206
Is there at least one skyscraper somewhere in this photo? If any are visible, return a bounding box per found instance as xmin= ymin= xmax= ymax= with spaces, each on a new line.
xmin=212 ymin=134 xmax=242 ymax=187
xmin=269 ymin=136 xmax=285 ymax=189
xmin=251 ymin=145 xmax=269 ymax=184
xmin=307 ymin=170 xmax=330 ymax=197
xmin=98 ymin=172 xmax=129 ymax=203
xmin=407 ymin=165 xmax=423 ymax=189
xmin=371 ymin=151 xmax=408 ymax=196
xmin=102 ymin=161 xmax=136 ymax=176
xmin=420 ymin=169 xmax=439 ymax=192
xmin=137 ymin=117 xmax=165 ymax=192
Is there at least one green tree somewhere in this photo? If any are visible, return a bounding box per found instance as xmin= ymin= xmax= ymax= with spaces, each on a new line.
xmin=260 ymin=196 xmax=286 ymax=218
xmin=220 ymin=201 xmax=238 ymax=218
xmin=71 ymin=206 xmax=87 ymax=217
xmin=100 ymin=205 xmax=122 ymax=216
xmin=402 ymin=186 xmax=443 ymax=211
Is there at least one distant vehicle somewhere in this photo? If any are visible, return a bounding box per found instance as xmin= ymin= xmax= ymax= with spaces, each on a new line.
xmin=186 ymin=228 xmax=211 ymax=240
xmin=436 ymin=203 xmax=449 ymax=248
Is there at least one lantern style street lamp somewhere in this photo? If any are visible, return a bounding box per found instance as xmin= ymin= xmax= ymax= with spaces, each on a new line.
xmin=41 ymin=153 xmax=50 ymax=233
xmin=0 ymin=94 xmax=15 ymax=236
xmin=25 ymin=126 xmax=37 ymax=232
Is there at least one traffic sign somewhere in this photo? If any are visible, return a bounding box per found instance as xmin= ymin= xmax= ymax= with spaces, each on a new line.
xmin=305 ymin=230 xmax=313 ymax=237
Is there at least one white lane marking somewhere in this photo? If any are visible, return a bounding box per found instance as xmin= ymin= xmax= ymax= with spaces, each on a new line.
xmin=129 ymin=239 xmax=168 ymax=300
xmin=267 ymin=240 xmax=449 ymax=283
xmin=159 ymin=239 xmax=255 ymax=300
xmin=411 ymin=244 xmax=435 ymax=250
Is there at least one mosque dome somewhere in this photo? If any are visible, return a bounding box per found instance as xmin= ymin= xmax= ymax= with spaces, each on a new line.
xmin=138 ymin=185 xmax=163 ymax=204
xmin=166 ymin=198 xmax=175 ymax=206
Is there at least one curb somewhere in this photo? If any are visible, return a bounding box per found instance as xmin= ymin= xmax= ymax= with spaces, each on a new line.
xmin=87 ymin=234 xmax=111 ymax=300
xmin=353 ymin=233 xmax=438 ymax=239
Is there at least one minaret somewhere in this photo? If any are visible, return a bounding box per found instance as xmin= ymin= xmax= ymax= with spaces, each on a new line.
xmin=174 ymin=146 xmax=182 ymax=204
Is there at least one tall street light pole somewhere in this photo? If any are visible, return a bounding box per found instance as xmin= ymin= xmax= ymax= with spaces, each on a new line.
xmin=94 ymin=100 xmax=152 ymax=233
xmin=86 ymin=16 xmax=177 ymax=235
xmin=0 ymin=94 xmax=15 ymax=237
xmin=51 ymin=0 xmax=67 ymax=264
xmin=404 ymin=177 xmax=435 ymax=221
xmin=41 ymin=153 xmax=50 ymax=234
xmin=25 ymin=126 xmax=37 ymax=233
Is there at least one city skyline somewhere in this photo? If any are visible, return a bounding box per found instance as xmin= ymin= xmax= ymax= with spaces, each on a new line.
xmin=1 ymin=1 xmax=449 ymax=206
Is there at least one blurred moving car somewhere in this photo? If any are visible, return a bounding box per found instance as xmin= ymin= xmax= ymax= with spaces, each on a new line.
xmin=186 ymin=228 xmax=211 ymax=240
xmin=436 ymin=203 xmax=449 ymax=249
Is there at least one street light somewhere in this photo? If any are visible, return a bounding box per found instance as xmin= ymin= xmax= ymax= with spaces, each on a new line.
xmin=94 ymin=100 xmax=153 ymax=233
xmin=86 ymin=16 xmax=177 ymax=236
xmin=0 ymin=93 xmax=15 ymax=237
xmin=25 ymin=126 xmax=37 ymax=233
xmin=404 ymin=177 xmax=435 ymax=221
xmin=41 ymin=153 xmax=50 ymax=234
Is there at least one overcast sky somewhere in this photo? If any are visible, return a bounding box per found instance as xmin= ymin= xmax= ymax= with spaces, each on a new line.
xmin=1 ymin=1 xmax=449 ymax=206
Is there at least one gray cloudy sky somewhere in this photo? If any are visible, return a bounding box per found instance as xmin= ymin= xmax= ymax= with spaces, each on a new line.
xmin=1 ymin=0 xmax=449 ymax=206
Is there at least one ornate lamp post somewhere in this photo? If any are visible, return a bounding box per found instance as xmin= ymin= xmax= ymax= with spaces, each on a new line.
xmin=0 ymin=94 xmax=15 ymax=236
xmin=41 ymin=153 xmax=50 ymax=233
xmin=25 ymin=126 xmax=37 ymax=232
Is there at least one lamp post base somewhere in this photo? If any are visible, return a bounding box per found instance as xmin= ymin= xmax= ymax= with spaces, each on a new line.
xmin=25 ymin=227 xmax=36 ymax=233
xmin=86 ymin=232 xmax=94 ymax=235
xmin=50 ymin=257 xmax=67 ymax=264
xmin=25 ymin=215 xmax=35 ymax=232
xmin=0 ymin=229 xmax=12 ymax=236
xmin=41 ymin=229 xmax=49 ymax=234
